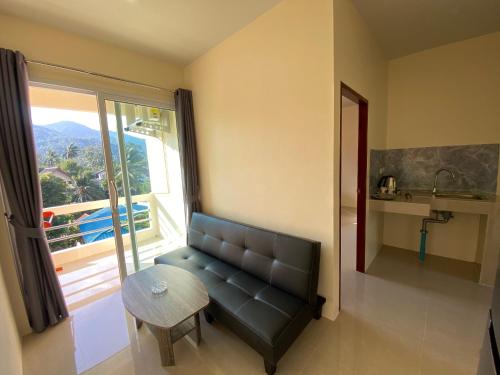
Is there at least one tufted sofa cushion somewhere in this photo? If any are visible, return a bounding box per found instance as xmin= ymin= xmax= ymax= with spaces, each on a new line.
xmin=155 ymin=246 xmax=305 ymax=345
xmin=187 ymin=213 xmax=320 ymax=304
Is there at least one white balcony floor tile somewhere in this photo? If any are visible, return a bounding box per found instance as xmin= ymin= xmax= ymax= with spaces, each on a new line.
xmin=56 ymin=236 xmax=184 ymax=310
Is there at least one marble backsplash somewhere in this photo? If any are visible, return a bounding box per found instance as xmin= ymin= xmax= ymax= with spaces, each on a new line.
xmin=370 ymin=144 xmax=500 ymax=195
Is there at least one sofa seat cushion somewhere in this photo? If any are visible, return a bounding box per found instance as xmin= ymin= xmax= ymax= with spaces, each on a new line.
xmin=155 ymin=247 xmax=305 ymax=345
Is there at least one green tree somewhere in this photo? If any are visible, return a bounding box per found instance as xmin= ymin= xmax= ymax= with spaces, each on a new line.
xmin=114 ymin=144 xmax=150 ymax=195
xmin=45 ymin=214 xmax=81 ymax=252
xmin=44 ymin=148 xmax=60 ymax=167
xmin=59 ymin=159 xmax=82 ymax=177
xmin=70 ymin=171 xmax=107 ymax=203
xmin=40 ymin=174 xmax=71 ymax=207
xmin=80 ymin=146 xmax=105 ymax=172
xmin=64 ymin=142 xmax=79 ymax=159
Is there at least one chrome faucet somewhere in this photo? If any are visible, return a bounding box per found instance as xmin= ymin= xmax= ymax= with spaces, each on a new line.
xmin=432 ymin=168 xmax=456 ymax=196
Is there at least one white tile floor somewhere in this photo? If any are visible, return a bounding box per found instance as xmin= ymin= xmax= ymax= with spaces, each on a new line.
xmin=22 ymin=210 xmax=492 ymax=374
xmin=340 ymin=207 xmax=491 ymax=375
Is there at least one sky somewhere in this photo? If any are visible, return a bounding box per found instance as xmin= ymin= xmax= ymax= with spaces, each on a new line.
xmin=30 ymin=107 xmax=118 ymax=131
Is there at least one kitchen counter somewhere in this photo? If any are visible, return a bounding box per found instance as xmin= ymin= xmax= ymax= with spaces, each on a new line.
xmin=369 ymin=191 xmax=498 ymax=216
xmin=369 ymin=196 xmax=431 ymax=216
xmin=369 ymin=191 xmax=500 ymax=286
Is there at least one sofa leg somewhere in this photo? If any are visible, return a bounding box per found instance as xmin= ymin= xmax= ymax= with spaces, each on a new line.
xmin=203 ymin=310 xmax=214 ymax=324
xmin=313 ymin=295 xmax=326 ymax=320
xmin=264 ymin=359 xmax=276 ymax=375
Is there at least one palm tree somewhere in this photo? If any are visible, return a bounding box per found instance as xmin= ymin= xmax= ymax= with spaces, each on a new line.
xmin=70 ymin=171 xmax=106 ymax=203
xmin=114 ymin=144 xmax=149 ymax=195
xmin=64 ymin=143 xmax=79 ymax=159
xmin=44 ymin=148 xmax=59 ymax=167
xmin=59 ymin=159 xmax=82 ymax=177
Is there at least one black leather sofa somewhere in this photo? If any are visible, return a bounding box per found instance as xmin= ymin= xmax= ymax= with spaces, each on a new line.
xmin=154 ymin=213 xmax=324 ymax=374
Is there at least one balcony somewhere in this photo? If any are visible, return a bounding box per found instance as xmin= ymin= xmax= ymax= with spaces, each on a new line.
xmin=46 ymin=192 xmax=185 ymax=311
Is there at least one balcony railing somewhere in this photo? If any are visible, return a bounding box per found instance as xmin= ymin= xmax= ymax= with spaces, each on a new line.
xmin=45 ymin=207 xmax=150 ymax=244
xmin=45 ymin=193 xmax=159 ymax=266
xmin=47 ymin=192 xmax=187 ymax=310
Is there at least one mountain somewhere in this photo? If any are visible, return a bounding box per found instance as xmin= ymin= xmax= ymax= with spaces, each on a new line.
xmin=33 ymin=125 xmax=99 ymax=155
xmin=45 ymin=121 xmax=100 ymax=139
xmin=33 ymin=125 xmax=66 ymax=142
xmin=33 ymin=121 xmax=147 ymax=161
xmin=43 ymin=121 xmax=146 ymax=148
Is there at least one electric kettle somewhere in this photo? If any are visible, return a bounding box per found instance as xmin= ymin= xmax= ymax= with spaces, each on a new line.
xmin=378 ymin=175 xmax=397 ymax=195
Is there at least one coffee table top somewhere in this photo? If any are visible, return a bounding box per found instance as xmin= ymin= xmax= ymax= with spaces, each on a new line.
xmin=121 ymin=264 xmax=209 ymax=329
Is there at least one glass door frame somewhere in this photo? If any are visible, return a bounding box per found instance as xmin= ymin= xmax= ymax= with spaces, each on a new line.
xmin=30 ymin=79 xmax=175 ymax=282
xmin=97 ymin=91 xmax=174 ymax=280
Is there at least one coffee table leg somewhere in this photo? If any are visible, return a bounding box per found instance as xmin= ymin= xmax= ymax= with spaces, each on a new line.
xmin=135 ymin=318 xmax=143 ymax=329
xmin=195 ymin=313 xmax=201 ymax=345
xmin=157 ymin=328 xmax=175 ymax=366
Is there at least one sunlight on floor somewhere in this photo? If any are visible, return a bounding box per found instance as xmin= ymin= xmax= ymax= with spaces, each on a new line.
xmin=72 ymin=292 xmax=129 ymax=374
xmin=57 ymin=237 xmax=184 ymax=310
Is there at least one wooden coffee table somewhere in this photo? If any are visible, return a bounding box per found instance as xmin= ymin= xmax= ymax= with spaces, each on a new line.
xmin=121 ymin=264 xmax=209 ymax=366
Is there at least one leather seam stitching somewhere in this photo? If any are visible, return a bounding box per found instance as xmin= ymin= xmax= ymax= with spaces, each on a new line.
xmin=226 ymin=278 xmax=254 ymax=296
xmin=254 ymin=296 xmax=292 ymax=319
xmin=234 ymin=298 xmax=254 ymax=314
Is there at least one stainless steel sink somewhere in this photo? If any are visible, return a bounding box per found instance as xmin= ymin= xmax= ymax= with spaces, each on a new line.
xmin=434 ymin=193 xmax=483 ymax=200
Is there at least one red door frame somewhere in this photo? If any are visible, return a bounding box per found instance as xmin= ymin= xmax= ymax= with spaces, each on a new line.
xmin=340 ymin=82 xmax=368 ymax=274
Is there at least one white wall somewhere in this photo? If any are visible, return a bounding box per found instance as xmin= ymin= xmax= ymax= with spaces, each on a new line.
xmin=185 ymin=0 xmax=336 ymax=318
xmin=334 ymin=0 xmax=388 ymax=271
xmin=0 ymin=262 xmax=23 ymax=375
xmin=384 ymin=32 xmax=500 ymax=262
xmin=156 ymin=110 xmax=187 ymax=241
xmin=341 ymin=104 xmax=358 ymax=208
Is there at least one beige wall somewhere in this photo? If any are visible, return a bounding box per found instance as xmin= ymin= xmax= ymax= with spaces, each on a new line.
xmin=0 ymin=12 xmax=183 ymax=91
xmin=0 ymin=192 xmax=31 ymax=336
xmin=387 ymin=32 xmax=500 ymax=151
xmin=334 ymin=0 xmax=388 ymax=270
xmin=341 ymin=104 xmax=358 ymax=208
xmin=383 ymin=213 xmax=481 ymax=262
xmin=0 ymin=258 xmax=23 ymax=375
xmin=184 ymin=0 xmax=336 ymax=318
xmin=384 ymin=32 xmax=500 ymax=261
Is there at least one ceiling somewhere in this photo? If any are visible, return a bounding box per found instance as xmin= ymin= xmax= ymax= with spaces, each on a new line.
xmin=2 ymin=0 xmax=499 ymax=64
xmin=0 ymin=0 xmax=282 ymax=65
xmin=351 ymin=0 xmax=500 ymax=58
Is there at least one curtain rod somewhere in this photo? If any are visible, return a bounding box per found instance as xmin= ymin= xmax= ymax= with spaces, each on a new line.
xmin=25 ymin=59 xmax=175 ymax=93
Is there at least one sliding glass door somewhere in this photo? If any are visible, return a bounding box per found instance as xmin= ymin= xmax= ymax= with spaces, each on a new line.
xmin=98 ymin=96 xmax=185 ymax=277
xmin=30 ymin=85 xmax=126 ymax=309
xmin=30 ymin=83 xmax=186 ymax=309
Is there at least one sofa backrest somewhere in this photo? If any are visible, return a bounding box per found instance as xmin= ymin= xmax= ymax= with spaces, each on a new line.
xmin=188 ymin=212 xmax=321 ymax=305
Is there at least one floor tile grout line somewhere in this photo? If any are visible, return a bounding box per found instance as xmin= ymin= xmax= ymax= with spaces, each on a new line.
xmin=416 ymin=289 xmax=431 ymax=375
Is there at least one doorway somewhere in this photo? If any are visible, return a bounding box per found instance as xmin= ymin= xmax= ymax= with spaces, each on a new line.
xmin=340 ymin=83 xmax=368 ymax=304
xmin=29 ymin=84 xmax=185 ymax=310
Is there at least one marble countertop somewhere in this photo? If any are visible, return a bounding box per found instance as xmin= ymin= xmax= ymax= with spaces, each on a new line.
xmin=369 ymin=190 xmax=498 ymax=216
